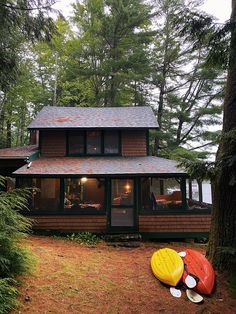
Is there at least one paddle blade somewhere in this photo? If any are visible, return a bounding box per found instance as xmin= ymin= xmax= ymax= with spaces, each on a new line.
xmin=186 ymin=289 xmax=203 ymax=303
xmin=170 ymin=287 xmax=182 ymax=298
xmin=185 ymin=275 xmax=197 ymax=288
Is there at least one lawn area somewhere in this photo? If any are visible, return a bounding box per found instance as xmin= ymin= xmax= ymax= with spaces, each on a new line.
xmin=13 ymin=235 xmax=236 ymax=314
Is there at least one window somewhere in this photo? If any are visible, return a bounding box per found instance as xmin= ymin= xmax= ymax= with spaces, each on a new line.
xmin=18 ymin=178 xmax=60 ymax=211
xmin=104 ymin=131 xmax=119 ymax=154
xmin=141 ymin=177 xmax=183 ymax=211
xmin=67 ymin=130 xmax=120 ymax=155
xmin=111 ymin=179 xmax=134 ymax=206
xmin=64 ymin=178 xmax=105 ymax=212
xmin=32 ymin=178 xmax=60 ymax=211
xmin=87 ymin=131 xmax=102 ymax=154
xmin=68 ymin=131 xmax=84 ymax=155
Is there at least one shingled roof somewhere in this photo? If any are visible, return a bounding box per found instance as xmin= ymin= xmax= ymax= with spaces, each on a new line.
xmin=14 ymin=156 xmax=186 ymax=176
xmin=28 ymin=106 xmax=158 ymax=129
xmin=0 ymin=145 xmax=38 ymax=159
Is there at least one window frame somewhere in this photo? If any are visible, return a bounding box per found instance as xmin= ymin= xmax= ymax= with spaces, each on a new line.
xmin=66 ymin=130 xmax=121 ymax=156
xmin=16 ymin=176 xmax=107 ymax=215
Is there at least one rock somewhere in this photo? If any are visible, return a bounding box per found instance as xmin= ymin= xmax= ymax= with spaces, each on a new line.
xmin=24 ymin=295 xmax=31 ymax=302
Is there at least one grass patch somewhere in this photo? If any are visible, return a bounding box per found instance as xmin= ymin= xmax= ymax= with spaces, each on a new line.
xmin=54 ymin=232 xmax=103 ymax=245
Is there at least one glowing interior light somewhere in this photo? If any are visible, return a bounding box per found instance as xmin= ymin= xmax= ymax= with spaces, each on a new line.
xmin=125 ymin=183 xmax=131 ymax=191
xmin=81 ymin=177 xmax=88 ymax=183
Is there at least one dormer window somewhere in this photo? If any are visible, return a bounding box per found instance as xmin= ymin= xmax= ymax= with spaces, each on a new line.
xmin=67 ymin=130 xmax=120 ymax=156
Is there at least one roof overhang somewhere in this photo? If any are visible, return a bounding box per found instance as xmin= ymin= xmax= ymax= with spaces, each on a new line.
xmin=13 ymin=156 xmax=186 ymax=177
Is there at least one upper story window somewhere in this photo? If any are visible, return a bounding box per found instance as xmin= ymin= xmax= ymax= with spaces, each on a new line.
xmin=67 ymin=130 xmax=120 ymax=156
xmin=68 ymin=131 xmax=84 ymax=155
xmin=87 ymin=131 xmax=102 ymax=154
xmin=104 ymin=131 xmax=119 ymax=154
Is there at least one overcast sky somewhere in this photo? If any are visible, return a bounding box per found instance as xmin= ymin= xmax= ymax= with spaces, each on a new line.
xmin=52 ymin=0 xmax=231 ymax=22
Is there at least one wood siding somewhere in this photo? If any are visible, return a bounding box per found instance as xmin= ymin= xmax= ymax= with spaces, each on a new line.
xmin=30 ymin=215 xmax=107 ymax=233
xmin=40 ymin=131 xmax=66 ymax=157
xmin=139 ymin=214 xmax=211 ymax=233
xmin=122 ymin=130 xmax=147 ymax=156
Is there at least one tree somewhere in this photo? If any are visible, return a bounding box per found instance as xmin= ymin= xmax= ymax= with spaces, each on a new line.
xmin=207 ymin=0 xmax=236 ymax=271
xmin=71 ymin=0 xmax=153 ymax=106
xmin=0 ymin=0 xmax=56 ymax=147
xmin=150 ymin=0 xmax=224 ymax=159
xmin=176 ymin=0 xmax=236 ymax=271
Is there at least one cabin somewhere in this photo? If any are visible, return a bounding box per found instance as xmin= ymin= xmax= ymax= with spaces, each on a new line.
xmin=0 ymin=106 xmax=211 ymax=238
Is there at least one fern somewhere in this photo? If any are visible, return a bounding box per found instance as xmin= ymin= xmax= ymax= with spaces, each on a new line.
xmin=0 ymin=176 xmax=33 ymax=312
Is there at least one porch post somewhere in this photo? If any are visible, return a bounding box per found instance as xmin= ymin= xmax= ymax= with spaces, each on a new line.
xmin=188 ymin=179 xmax=193 ymax=200
xmin=197 ymin=180 xmax=203 ymax=202
xmin=160 ymin=179 xmax=164 ymax=195
xmin=181 ymin=178 xmax=187 ymax=209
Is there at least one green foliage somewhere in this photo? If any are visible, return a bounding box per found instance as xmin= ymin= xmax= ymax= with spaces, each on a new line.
xmin=0 ymin=0 xmax=56 ymax=92
xmin=0 ymin=278 xmax=19 ymax=314
xmin=178 ymin=158 xmax=216 ymax=181
xmin=65 ymin=232 xmax=103 ymax=245
xmin=151 ymin=0 xmax=224 ymax=158
xmin=0 ymin=176 xmax=33 ymax=313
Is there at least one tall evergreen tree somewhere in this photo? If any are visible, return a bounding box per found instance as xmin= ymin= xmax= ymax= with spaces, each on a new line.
xmin=150 ymin=0 xmax=224 ymax=158
xmin=72 ymin=0 xmax=153 ymax=106
xmin=0 ymin=0 xmax=56 ymax=148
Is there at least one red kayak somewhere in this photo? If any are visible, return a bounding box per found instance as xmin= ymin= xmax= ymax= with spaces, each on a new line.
xmin=182 ymin=249 xmax=215 ymax=295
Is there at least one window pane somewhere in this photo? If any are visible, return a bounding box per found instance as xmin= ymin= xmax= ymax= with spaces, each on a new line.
xmin=64 ymin=178 xmax=105 ymax=211
xmin=68 ymin=131 xmax=84 ymax=155
xmin=111 ymin=179 xmax=134 ymax=206
xmin=87 ymin=131 xmax=101 ymax=154
xmin=141 ymin=177 xmax=182 ymax=211
xmin=104 ymin=131 xmax=119 ymax=154
xmin=32 ymin=178 xmax=60 ymax=211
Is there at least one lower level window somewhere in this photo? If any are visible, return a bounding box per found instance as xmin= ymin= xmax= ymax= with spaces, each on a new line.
xmin=32 ymin=178 xmax=60 ymax=211
xmin=64 ymin=178 xmax=105 ymax=212
xmin=141 ymin=177 xmax=183 ymax=211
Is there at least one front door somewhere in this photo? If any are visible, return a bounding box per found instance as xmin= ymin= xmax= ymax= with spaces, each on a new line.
xmin=108 ymin=178 xmax=137 ymax=232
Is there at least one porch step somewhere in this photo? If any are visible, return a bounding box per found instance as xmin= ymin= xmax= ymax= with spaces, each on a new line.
xmin=108 ymin=241 xmax=142 ymax=248
xmin=104 ymin=233 xmax=142 ymax=243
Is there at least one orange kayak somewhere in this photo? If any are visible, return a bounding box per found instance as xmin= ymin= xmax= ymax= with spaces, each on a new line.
xmin=182 ymin=249 xmax=215 ymax=295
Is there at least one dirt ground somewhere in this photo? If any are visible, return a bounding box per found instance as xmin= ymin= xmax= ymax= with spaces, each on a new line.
xmin=13 ymin=235 xmax=236 ymax=314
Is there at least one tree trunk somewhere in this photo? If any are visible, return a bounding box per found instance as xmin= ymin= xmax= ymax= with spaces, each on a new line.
xmin=207 ymin=0 xmax=236 ymax=271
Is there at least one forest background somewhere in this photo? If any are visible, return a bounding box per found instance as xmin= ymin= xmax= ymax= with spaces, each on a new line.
xmin=0 ymin=0 xmax=231 ymax=161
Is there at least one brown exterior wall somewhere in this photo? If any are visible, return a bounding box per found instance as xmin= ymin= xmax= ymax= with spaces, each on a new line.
xmin=139 ymin=214 xmax=211 ymax=233
xmin=122 ymin=130 xmax=147 ymax=156
xmin=40 ymin=131 xmax=66 ymax=157
xmin=30 ymin=215 xmax=107 ymax=233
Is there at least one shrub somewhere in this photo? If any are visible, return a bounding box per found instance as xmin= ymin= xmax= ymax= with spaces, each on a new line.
xmin=0 ymin=279 xmax=18 ymax=314
xmin=0 ymin=176 xmax=33 ymax=313
xmin=66 ymin=232 xmax=103 ymax=245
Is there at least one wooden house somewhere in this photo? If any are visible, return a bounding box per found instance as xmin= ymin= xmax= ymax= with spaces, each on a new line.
xmin=0 ymin=106 xmax=211 ymax=238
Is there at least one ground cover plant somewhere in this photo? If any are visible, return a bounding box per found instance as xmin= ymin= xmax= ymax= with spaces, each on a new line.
xmin=0 ymin=176 xmax=32 ymax=313
xmin=14 ymin=235 xmax=236 ymax=314
xmin=54 ymin=232 xmax=103 ymax=245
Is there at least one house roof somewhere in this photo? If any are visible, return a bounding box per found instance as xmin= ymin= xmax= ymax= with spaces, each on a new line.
xmin=0 ymin=145 xmax=39 ymax=159
xmin=13 ymin=156 xmax=186 ymax=176
xmin=28 ymin=106 xmax=158 ymax=129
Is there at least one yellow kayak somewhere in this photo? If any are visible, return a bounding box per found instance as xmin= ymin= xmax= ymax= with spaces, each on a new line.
xmin=151 ymin=248 xmax=184 ymax=286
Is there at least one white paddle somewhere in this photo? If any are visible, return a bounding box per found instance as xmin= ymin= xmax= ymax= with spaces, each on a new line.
xmin=186 ymin=289 xmax=203 ymax=303
xmin=170 ymin=287 xmax=182 ymax=298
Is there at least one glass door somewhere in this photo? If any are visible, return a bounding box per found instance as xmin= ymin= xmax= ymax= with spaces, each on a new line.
xmin=109 ymin=179 xmax=136 ymax=232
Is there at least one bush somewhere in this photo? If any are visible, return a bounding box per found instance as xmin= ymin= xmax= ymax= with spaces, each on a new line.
xmin=0 ymin=279 xmax=18 ymax=314
xmin=66 ymin=232 xmax=103 ymax=245
xmin=0 ymin=176 xmax=32 ymax=313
